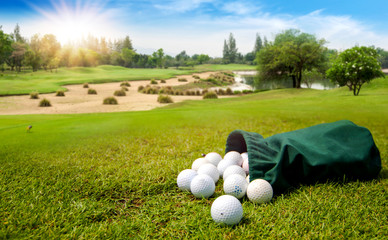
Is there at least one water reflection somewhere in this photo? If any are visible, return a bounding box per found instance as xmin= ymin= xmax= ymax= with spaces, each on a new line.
xmin=231 ymin=71 xmax=337 ymax=91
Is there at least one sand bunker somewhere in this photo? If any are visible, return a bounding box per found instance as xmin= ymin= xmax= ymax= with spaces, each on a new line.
xmin=0 ymin=72 xmax=225 ymax=115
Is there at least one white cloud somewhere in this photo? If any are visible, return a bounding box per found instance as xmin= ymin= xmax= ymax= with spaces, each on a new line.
xmin=154 ymin=0 xmax=214 ymax=13
xmin=221 ymin=1 xmax=261 ymax=15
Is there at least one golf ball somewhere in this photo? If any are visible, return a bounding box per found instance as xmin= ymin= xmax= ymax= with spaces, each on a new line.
xmin=192 ymin=158 xmax=209 ymax=171
xmin=246 ymin=175 xmax=250 ymax=183
xmin=241 ymin=152 xmax=248 ymax=160
xmin=205 ymin=152 xmax=222 ymax=166
xmin=211 ymin=195 xmax=243 ymax=225
xmin=190 ymin=174 xmax=215 ymax=198
xmin=177 ymin=169 xmax=198 ymax=191
xmin=223 ymin=174 xmax=248 ymax=199
xmin=197 ymin=163 xmax=219 ymax=183
xmin=224 ymin=151 xmax=243 ymax=166
xmin=242 ymin=158 xmax=249 ymax=174
xmin=223 ymin=165 xmax=246 ymax=180
xmin=247 ymin=179 xmax=273 ymax=204
xmin=217 ymin=159 xmax=238 ymax=178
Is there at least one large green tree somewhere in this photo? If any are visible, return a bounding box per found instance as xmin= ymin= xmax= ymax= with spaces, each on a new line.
xmin=223 ymin=33 xmax=238 ymax=64
xmin=326 ymin=46 xmax=385 ymax=96
xmin=257 ymin=29 xmax=327 ymax=88
xmin=0 ymin=29 xmax=13 ymax=71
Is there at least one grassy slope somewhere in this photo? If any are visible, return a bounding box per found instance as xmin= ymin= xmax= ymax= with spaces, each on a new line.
xmin=0 ymin=64 xmax=255 ymax=96
xmin=0 ymin=77 xmax=387 ymax=239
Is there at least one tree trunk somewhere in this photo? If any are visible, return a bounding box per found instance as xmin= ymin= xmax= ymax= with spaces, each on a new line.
xmin=291 ymin=75 xmax=296 ymax=88
xmin=296 ymin=73 xmax=302 ymax=88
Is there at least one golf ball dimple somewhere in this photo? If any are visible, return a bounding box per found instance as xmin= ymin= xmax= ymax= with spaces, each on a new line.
xmin=247 ymin=179 xmax=273 ymax=204
xmin=190 ymin=174 xmax=215 ymax=198
xmin=204 ymin=152 xmax=222 ymax=166
xmin=242 ymin=158 xmax=249 ymax=174
xmin=223 ymin=174 xmax=248 ymax=199
xmin=224 ymin=151 xmax=243 ymax=166
xmin=192 ymin=158 xmax=209 ymax=171
xmin=177 ymin=169 xmax=198 ymax=192
xmin=223 ymin=165 xmax=246 ymax=180
xmin=211 ymin=195 xmax=243 ymax=225
xmin=197 ymin=163 xmax=219 ymax=183
xmin=217 ymin=159 xmax=238 ymax=178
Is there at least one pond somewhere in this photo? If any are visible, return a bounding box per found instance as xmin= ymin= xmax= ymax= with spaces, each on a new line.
xmin=230 ymin=71 xmax=338 ymax=91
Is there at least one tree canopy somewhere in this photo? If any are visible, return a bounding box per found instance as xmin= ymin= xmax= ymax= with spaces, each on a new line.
xmin=256 ymin=29 xmax=327 ymax=88
xmin=326 ymin=46 xmax=385 ymax=96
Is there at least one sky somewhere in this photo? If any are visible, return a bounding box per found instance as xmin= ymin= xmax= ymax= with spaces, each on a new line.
xmin=1 ymin=0 xmax=387 ymax=57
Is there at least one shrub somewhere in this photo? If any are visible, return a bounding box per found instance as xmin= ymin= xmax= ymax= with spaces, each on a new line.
xmin=178 ymin=78 xmax=188 ymax=82
xmin=226 ymin=88 xmax=233 ymax=95
xmin=157 ymin=95 xmax=174 ymax=103
xmin=150 ymin=79 xmax=158 ymax=84
xmin=202 ymin=89 xmax=208 ymax=95
xmin=56 ymin=90 xmax=65 ymax=96
xmin=193 ymin=75 xmax=200 ymax=79
xmin=83 ymin=83 xmax=89 ymax=88
xmin=121 ymin=86 xmax=129 ymax=91
xmin=203 ymin=91 xmax=218 ymax=99
xmin=30 ymin=92 xmax=39 ymax=99
xmin=161 ymin=79 xmax=166 ymax=83
xmin=217 ymin=89 xmax=225 ymax=95
xmin=242 ymin=90 xmax=253 ymax=94
xmin=120 ymin=82 xmax=131 ymax=87
xmin=234 ymin=90 xmax=242 ymax=95
xmin=88 ymin=89 xmax=97 ymax=94
xmin=103 ymin=97 xmax=118 ymax=105
xmin=138 ymin=85 xmax=144 ymax=92
xmin=114 ymin=89 xmax=126 ymax=96
xmin=39 ymin=98 xmax=51 ymax=107
xmin=196 ymin=90 xmax=201 ymax=96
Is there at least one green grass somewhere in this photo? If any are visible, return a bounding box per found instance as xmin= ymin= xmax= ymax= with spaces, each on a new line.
xmin=0 ymin=77 xmax=387 ymax=238
xmin=0 ymin=64 xmax=254 ymax=96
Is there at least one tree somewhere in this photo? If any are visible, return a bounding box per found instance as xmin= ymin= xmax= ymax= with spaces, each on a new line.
xmin=197 ymin=54 xmax=210 ymax=64
xmin=326 ymin=46 xmax=385 ymax=96
xmin=376 ymin=47 xmax=388 ymax=68
xmin=257 ymin=29 xmax=327 ymax=88
xmin=153 ymin=48 xmax=164 ymax=68
xmin=40 ymin=34 xmax=61 ymax=70
xmin=223 ymin=33 xmax=238 ymax=64
xmin=0 ymin=29 xmax=13 ymax=71
xmin=121 ymin=48 xmax=136 ymax=67
xmin=253 ymin=33 xmax=263 ymax=55
xmin=10 ymin=23 xmax=26 ymax=43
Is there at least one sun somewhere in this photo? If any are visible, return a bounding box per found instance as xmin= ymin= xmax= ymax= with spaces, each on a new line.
xmin=33 ymin=0 xmax=120 ymax=44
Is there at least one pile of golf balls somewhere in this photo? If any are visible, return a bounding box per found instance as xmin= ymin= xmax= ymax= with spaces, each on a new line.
xmin=176 ymin=151 xmax=273 ymax=225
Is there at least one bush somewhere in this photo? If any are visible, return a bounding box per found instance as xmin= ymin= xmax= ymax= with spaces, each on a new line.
xmin=217 ymin=89 xmax=225 ymax=95
xmin=233 ymin=90 xmax=242 ymax=95
xmin=150 ymin=79 xmax=158 ymax=84
xmin=193 ymin=75 xmax=200 ymax=79
xmin=242 ymin=90 xmax=253 ymax=94
xmin=56 ymin=90 xmax=65 ymax=96
xmin=30 ymin=92 xmax=39 ymax=99
xmin=88 ymin=89 xmax=97 ymax=94
xmin=157 ymin=95 xmax=174 ymax=103
xmin=39 ymin=98 xmax=51 ymax=107
xmin=121 ymin=86 xmax=129 ymax=91
xmin=203 ymin=91 xmax=218 ymax=99
xmin=178 ymin=78 xmax=188 ymax=82
xmin=83 ymin=83 xmax=89 ymax=88
xmin=103 ymin=97 xmax=118 ymax=105
xmin=196 ymin=90 xmax=201 ymax=96
xmin=226 ymin=88 xmax=233 ymax=95
xmin=114 ymin=89 xmax=126 ymax=96
xmin=120 ymin=82 xmax=131 ymax=87
xmin=202 ymin=89 xmax=208 ymax=95
xmin=138 ymin=85 xmax=144 ymax=92
xmin=161 ymin=79 xmax=166 ymax=83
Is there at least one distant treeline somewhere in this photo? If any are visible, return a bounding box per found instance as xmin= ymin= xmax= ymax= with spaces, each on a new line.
xmin=1 ymin=24 xmax=387 ymax=73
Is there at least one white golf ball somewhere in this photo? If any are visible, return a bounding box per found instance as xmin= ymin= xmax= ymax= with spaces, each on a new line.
xmin=246 ymin=175 xmax=250 ymax=183
xmin=223 ymin=165 xmax=246 ymax=180
xmin=247 ymin=179 xmax=273 ymax=204
xmin=224 ymin=151 xmax=243 ymax=166
xmin=192 ymin=158 xmax=209 ymax=171
xmin=217 ymin=159 xmax=238 ymax=178
xmin=205 ymin=152 xmax=222 ymax=166
xmin=177 ymin=169 xmax=198 ymax=191
xmin=197 ymin=163 xmax=219 ymax=183
xmin=241 ymin=152 xmax=248 ymax=160
xmin=242 ymin=158 xmax=249 ymax=174
xmin=223 ymin=174 xmax=248 ymax=199
xmin=211 ymin=195 xmax=243 ymax=225
xmin=190 ymin=174 xmax=215 ymax=198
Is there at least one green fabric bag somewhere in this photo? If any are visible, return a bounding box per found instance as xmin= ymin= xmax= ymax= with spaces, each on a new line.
xmin=225 ymin=120 xmax=381 ymax=193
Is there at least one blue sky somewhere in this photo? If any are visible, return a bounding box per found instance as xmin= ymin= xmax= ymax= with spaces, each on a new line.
xmin=1 ymin=0 xmax=387 ymax=57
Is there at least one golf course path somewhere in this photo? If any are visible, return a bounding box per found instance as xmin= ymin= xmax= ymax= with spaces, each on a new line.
xmin=0 ymin=72 xmax=226 ymax=115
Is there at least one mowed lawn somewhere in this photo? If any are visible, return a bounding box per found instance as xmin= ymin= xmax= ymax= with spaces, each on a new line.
xmin=0 ymin=64 xmax=256 ymax=96
xmin=0 ymin=77 xmax=387 ymax=238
